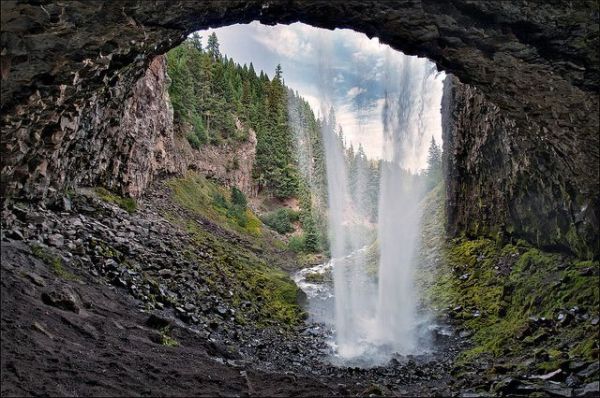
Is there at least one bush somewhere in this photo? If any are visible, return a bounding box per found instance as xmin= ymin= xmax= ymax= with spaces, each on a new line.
xmin=231 ymin=186 xmax=247 ymax=208
xmin=261 ymin=208 xmax=295 ymax=234
xmin=212 ymin=192 xmax=228 ymax=209
xmin=227 ymin=205 xmax=248 ymax=227
xmin=187 ymin=132 xmax=202 ymax=149
xmin=288 ymin=235 xmax=305 ymax=253
xmin=303 ymin=227 xmax=319 ymax=253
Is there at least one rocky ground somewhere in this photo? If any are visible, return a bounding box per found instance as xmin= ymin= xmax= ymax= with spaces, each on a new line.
xmin=1 ymin=179 xmax=598 ymax=397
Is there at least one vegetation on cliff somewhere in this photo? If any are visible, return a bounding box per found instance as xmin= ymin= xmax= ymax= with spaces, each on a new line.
xmin=166 ymin=33 xmax=330 ymax=254
xmin=417 ymin=182 xmax=599 ymax=381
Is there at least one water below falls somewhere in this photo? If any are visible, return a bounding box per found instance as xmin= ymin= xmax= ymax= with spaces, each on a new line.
xmin=304 ymin=53 xmax=445 ymax=366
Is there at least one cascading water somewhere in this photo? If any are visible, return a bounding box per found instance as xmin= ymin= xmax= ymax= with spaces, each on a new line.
xmin=316 ymin=45 xmax=445 ymax=365
xmin=373 ymin=55 xmax=441 ymax=355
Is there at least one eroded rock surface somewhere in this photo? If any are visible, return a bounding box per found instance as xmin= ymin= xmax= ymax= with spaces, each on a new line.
xmin=443 ymin=76 xmax=598 ymax=258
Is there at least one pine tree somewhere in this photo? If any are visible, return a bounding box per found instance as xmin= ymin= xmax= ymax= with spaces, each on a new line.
xmin=425 ymin=136 xmax=442 ymax=191
xmin=190 ymin=32 xmax=203 ymax=52
xmin=207 ymin=32 xmax=221 ymax=61
xmin=166 ymin=40 xmax=329 ymax=249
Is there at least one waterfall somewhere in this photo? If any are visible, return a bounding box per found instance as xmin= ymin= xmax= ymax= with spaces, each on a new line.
xmin=317 ymin=44 xmax=444 ymax=365
xmin=373 ymin=55 xmax=437 ymax=354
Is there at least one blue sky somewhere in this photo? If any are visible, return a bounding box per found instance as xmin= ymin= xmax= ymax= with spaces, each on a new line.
xmin=194 ymin=22 xmax=444 ymax=165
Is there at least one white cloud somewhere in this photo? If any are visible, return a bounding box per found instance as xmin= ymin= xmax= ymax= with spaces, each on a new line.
xmin=346 ymin=86 xmax=366 ymax=99
xmin=250 ymin=22 xmax=314 ymax=59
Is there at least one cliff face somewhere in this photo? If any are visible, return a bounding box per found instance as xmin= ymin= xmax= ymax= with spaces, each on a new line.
xmin=176 ymin=121 xmax=258 ymax=197
xmin=1 ymin=1 xmax=598 ymax=257
xmin=443 ymin=76 xmax=598 ymax=259
xmin=0 ymin=50 xmax=256 ymax=200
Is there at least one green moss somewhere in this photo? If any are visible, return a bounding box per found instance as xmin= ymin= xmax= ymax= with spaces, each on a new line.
xmin=30 ymin=244 xmax=77 ymax=280
xmin=168 ymin=212 xmax=304 ymax=328
xmin=167 ymin=172 xmax=262 ymax=237
xmin=432 ymin=238 xmax=599 ymax=365
xmin=95 ymin=187 xmax=137 ymax=213
xmin=159 ymin=327 xmax=179 ymax=347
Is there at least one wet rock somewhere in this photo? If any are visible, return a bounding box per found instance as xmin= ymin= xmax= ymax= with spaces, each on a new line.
xmin=574 ymin=381 xmax=599 ymax=397
xmin=569 ymin=362 xmax=587 ymax=372
xmin=492 ymin=377 xmax=521 ymax=394
xmin=577 ymin=362 xmax=599 ymax=379
xmin=542 ymin=383 xmax=573 ymax=397
xmin=47 ymin=234 xmax=65 ymax=248
xmin=557 ymin=311 xmax=573 ymax=325
xmin=62 ymin=197 xmax=73 ymax=212
xmin=458 ymin=330 xmax=473 ymax=339
xmin=7 ymin=229 xmax=24 ymax=240
xmin=216 ymin=306 xmax=227 ymax=316
xmin=459 ymin=391 xmax=490 ymax=398
xmin=41 ymin=287 xmax=80 ymax=313
xmin=146 ymin=314 xmax=171 ymax=330
xmin=566 ymin=374 xmax=581 ymax=388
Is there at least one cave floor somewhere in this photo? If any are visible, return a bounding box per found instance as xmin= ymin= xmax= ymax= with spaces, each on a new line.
xmin=0 ymin=184 xmax=458 ymax=397
xmin=1 ymin=182 xmax=596 ymax=397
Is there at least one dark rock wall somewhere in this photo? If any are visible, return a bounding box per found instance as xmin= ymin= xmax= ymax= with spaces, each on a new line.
xmin=1 ymin=1 xmax=598 ymax=257
xmin=443 ymin=76 xmax=598 ymax=259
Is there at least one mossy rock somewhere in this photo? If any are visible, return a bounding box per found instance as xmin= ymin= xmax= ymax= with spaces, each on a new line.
xmin=430 ymin=237 xmax=599 ymax=366
xmin=30 ymin=244 xmax=77 ymax=281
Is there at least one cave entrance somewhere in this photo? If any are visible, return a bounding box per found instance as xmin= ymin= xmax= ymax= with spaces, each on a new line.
xmin=167 ymin=21 xmax=447 ymax=366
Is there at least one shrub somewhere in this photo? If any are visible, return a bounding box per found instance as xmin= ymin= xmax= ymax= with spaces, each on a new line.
xmin=212 ymin=192 xmax=228 ymax=209
xmin=288 ymin=235 xmax=305 ymax=253
xmin=261 ymin=208 xmax=294 ymax=234
xmin=231 ymin=186 xmax=247 ymax=208
xmin=187 ymin=132 xmax=202 ymax=149
xmin=227 ymin=205 xmax=248 ymax=227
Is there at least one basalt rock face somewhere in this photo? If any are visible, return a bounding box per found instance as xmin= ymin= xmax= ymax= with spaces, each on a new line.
xmin=1 ymin=1 xmax=598 ymax=256
xmin=443 ymin=76 xmax=598 ymax=259
xmin=178 ymin=121 xmax=258 ymax=197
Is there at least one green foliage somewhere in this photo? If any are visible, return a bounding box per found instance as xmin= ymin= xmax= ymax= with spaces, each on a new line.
xmin=430 ymin=237 xmax=599 ymax=368
xmin=287 ymin=235 xmax=305 ymax=253
xmin=230 ymin=186 xmax=247 ymax=208
xmin=302 ymin=218 xmax=320 ymax=253
xmin=345 ymin=140 xmax=381 ymax=222
xmin=168 ymin=172 xmax=261 ymax=237
xmin=261 ymin=208 xmax=295 ymax=234
xmin=425 ymin=136 xmax=442 ymax=191
xmin=167 ymin=35 xmax=329 ymax=252
xmin=212 ymin=191 xmax=228 ymax=209
xmin=159 ymin=327 xmax=179 ymax=347
xmin=95 ymin=187 xmax=137 ymax=213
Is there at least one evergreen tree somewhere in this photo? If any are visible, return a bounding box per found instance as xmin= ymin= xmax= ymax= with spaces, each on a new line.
xmin=425 ymin=136 xmax=442 ymax=191
xmin=190 ymin=32 xmax=203 ymax=52
xmin=166 ymin=38 xmax=329 ymax=251
xmin=207 ymin=32 xmax=221 ymax=61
